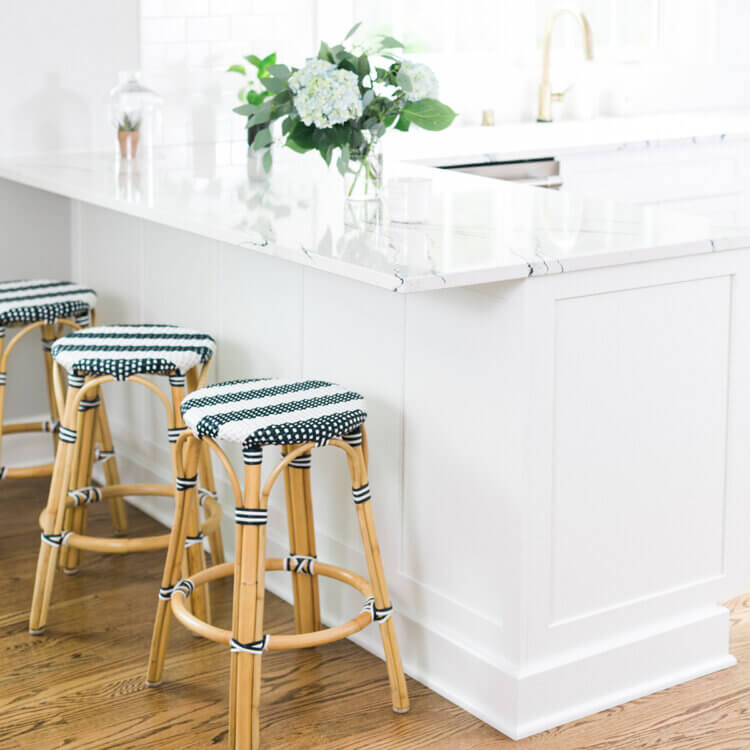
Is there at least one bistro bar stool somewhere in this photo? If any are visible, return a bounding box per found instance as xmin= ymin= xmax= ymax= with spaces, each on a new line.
xmin=0 ymin=279 xmax=129 ymax=535
xmin=29 ymin=324 xmax=225 ymax=636
xmin=147 ymin=378 xmax=409 ymax=750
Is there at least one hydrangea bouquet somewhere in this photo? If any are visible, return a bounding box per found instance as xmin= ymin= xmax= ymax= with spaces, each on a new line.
xmin=232 ymin=23 xmax=456 ymax=199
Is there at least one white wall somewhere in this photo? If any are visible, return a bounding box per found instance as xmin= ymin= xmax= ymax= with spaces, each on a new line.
xmin=0 ymin=1 xmax=139 ymax=430
xmin=0 ymin=179 xmax=71 ymax=426
xmin=137 ymin=0 xmax=750 ymax=143
xmin=0 ymin=0 xmax=140 ymax=156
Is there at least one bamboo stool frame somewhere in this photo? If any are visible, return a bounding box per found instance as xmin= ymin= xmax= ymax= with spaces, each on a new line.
xmin=148 ymin=427 xmax=409 ymax=750
xmin=28 ymin=358 xmax=224 ymax=637
xmin=0 ymin=313 xmax=129 ymax=535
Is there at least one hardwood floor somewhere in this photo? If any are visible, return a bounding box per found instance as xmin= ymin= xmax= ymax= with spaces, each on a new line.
xmin=1 ymin=478 xmax=748 ymax=749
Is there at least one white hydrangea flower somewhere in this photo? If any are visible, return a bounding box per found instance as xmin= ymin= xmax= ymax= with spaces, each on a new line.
xmin=288 ymin=59 xmax=363 ymax=129
xmin=399 ymin=61 xmax=440 ymax=102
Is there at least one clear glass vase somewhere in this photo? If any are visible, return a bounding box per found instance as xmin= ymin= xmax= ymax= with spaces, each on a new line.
xmin=109 ymin=71 xmax=161 ymax=162
xmin=344 ymin=141 xmax=383 ymax=201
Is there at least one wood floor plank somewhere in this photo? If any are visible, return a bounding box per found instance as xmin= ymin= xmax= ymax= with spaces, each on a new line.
xmin=0 ymin=477 xmax=747 ymax=749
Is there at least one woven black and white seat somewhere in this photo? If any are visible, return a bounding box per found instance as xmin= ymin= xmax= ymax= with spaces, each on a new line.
xmin=181 ymin=378 xmax=367 ymax=448
xmin=0 ymin=279 xmax=96 ymax=327
xmin=51 ymin=324 xmax=216 ymax=380
xmin=0 ymin=279 xmax=98 ymax=485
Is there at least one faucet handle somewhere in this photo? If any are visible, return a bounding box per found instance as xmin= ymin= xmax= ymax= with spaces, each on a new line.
xmin=551 ymin=83 xmax=574 ymax=103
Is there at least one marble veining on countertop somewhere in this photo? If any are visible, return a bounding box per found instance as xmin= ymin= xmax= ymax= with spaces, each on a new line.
xmin=0 ymin=136 xmax=749 ymax=293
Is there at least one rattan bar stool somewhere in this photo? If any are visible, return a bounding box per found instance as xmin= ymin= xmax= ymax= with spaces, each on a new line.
xmin=29 ymin=324 xmax=225 ymax=636
xmin=147 ymin=378 xmax=409 ymax=750
xmin=0 ymin=280 xmax=126 ymax=533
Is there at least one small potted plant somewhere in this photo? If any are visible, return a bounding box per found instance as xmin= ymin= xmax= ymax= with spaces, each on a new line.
xmin=228 ymin=52 xmax=277 ymax=148
xmin=117 ymin=114 xmax=141 ymax=159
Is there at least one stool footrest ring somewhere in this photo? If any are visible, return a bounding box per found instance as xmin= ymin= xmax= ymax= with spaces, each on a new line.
xmin=1 ymin=463 xmax=55 ymax=480
xmin=170 ymin=558 xmax=386 ymax=651
xmin=39 ymin=484 xmax=222 ymax=553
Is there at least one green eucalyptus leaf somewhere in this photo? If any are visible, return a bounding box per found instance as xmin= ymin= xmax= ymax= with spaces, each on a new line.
xmin=272 ymin=98 xmax=293 ymax=118
xmin=246 ymin=54 xmax=263 ymax=68
xmin=344 ymin=21 xmax=362 ymax=40
xmin=281 ymin=116 xmax=294 ymax=135
xmin=267 ymin=64 xmax=290 ymax=81
xmin=262 ymin=149 xmax=273 ymax=172
xmin=247 ymin=101 xmax=273 ymax=127
xmin=227 ymin=64 xmax=246 ymax=75
xmin=233 ymin=103 xmax=259 ymax=116
xmin=357 ymin=54 xmax=370 ymax=78
xmin=261 ymin=76 xmax=287 ymax=94
xmin=400 ymin=98 xmax=457 ymax=131
xmin=362 ymin=89 xmax=375 ymax=108
xmin=394 ymin=114 xmax=411 ymax=131
xmin=318 ymin=41 xmax=334 ymax=62
xmin=252 ymin=127 xmax=273 ymax=150
xmin=379 ymin=35 xmax=404 ymax=49
xmin=246 ymin=90 xmax=268 ymax=106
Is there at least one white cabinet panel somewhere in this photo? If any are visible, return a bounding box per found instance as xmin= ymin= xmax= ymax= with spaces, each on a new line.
xmin=550 ymin=275 xmax=730 ymax=623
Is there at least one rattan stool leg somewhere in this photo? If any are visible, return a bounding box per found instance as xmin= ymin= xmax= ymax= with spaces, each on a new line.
xmin=58 ymin=390 xmax=89 ymax=572
xmin=146 ymin=435 xmax=202 ymax=686
xmin=169 ymin=376 xmax=210 ymax=625
xmin=282 ymin=445 xmax=321 ymax=634
xmin=40 ymin=324 xmax=61 ymax=456
xmin=29 ymin=379 xmax=82 ymax=634
xmin=169 ymin=374 xmax=211 ymax=622
xmin=61 ymin=387 xmax=99 ymax=574
xmin=231 ymin=458 xmax=267 ymax=750
xmin=348 ymin=442 xmax=410 ymax=714
xmin=93 ymin=395 xmax=128 ymax=534
xmin=186 ymin=367 xmax=225 ymax=565
xmin=198 ymin=445 xmax=225 ymax=564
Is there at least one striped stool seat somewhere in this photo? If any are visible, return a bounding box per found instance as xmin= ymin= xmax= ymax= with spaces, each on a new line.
xmin=51 ymin=324 xmax=216 ymax=380
xmin=181 ymin=378 xmax=367 ymax=447
xmin=0 ymin=279 xmax=96 ymax=326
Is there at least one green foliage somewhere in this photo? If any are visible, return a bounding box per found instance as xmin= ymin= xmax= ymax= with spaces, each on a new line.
xmin=229 ymin=25 xmax=456 ymax=174
xmin=400 ymin=98 xmax=457 ymax=131
xmin=228 ymin=51 xmax=277 ymax=111
xmin=117 ymin=113 xmax=140 ymax=132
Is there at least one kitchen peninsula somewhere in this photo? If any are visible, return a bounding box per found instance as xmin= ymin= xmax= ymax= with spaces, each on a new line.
xmin=2 ymin=134 xmax=750 ymax=739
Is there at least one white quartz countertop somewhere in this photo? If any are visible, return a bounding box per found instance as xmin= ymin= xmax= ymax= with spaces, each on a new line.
xmin=1 ymin=124 xmax=749 ymax=293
